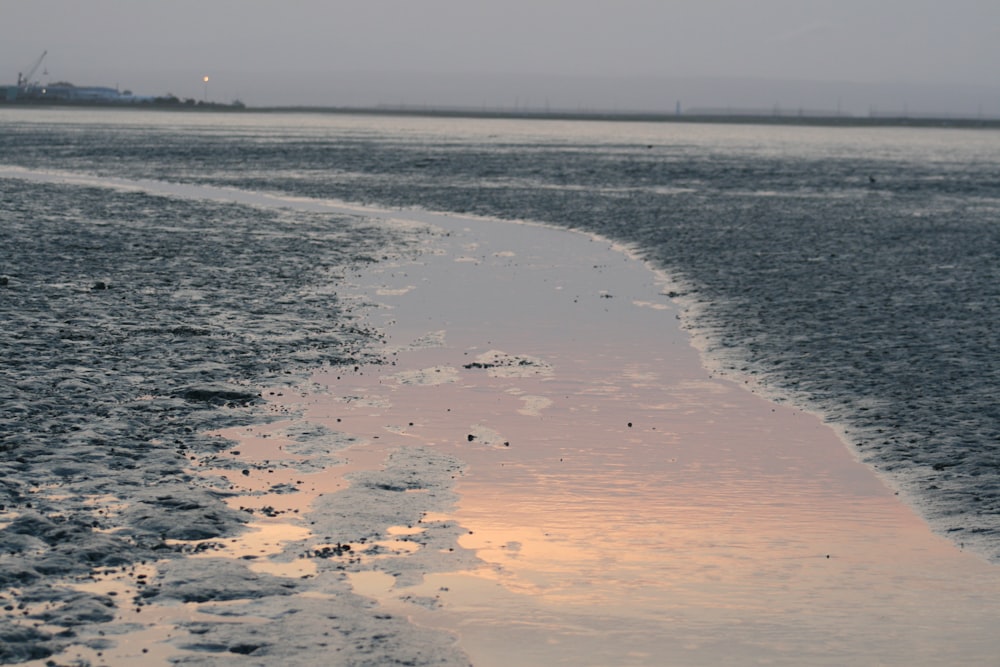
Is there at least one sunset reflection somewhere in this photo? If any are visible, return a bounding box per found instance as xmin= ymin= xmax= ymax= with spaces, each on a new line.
xmin=292 ymin=329 xmax=999 ymax=667
xmin=280 ymin=214 xmax=1000 ymax=666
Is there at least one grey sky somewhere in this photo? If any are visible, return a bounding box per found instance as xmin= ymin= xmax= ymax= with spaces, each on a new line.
xmin=3 ymin=0 xmax=999 ymax=114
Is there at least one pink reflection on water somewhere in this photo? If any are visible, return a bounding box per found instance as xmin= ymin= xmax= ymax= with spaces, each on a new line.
xmin=282 ymin=211 xmax=1000 ymax=665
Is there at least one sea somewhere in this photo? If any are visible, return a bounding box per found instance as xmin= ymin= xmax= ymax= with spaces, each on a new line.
xmin=2 ymin=107 xmax=1000 ymax=662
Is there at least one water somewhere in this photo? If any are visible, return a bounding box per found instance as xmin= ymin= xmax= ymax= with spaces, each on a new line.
xmin=3 ymin=109 xmax=1000 ymax=664
xmin=4 ymin=108 xmax=997 ymax=560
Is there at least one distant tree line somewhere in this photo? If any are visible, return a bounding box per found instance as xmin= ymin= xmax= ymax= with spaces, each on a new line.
xmin=153 ymin=94 xmax=245 ymax=109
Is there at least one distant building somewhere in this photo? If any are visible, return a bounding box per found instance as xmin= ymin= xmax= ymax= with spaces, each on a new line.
xmin=1 ymin=80 xmax=156 ymax=105
xmin=25 ymin=81 xmax=154 ymax=104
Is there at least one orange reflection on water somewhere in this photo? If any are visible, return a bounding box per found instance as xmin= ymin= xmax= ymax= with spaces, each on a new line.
xmin=301 ymin=340 xmax=1000 ymax=665
xmin=271 ymin=212 xmax=1000 ymax=665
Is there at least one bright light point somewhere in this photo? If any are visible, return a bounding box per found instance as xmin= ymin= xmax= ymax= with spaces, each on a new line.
xmin=203 ymin=76 xmax=209 ymax=83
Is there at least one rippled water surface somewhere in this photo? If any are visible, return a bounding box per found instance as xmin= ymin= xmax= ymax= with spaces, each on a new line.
xmin=6 ymin=108 xmax=996 ymax=557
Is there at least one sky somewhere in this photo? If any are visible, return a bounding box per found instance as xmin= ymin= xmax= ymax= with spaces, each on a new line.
xmin=2 ymin=0 xmax=1000 ymax=115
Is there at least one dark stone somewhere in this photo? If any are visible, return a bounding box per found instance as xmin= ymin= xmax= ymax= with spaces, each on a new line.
xmin=229 ymin=643 xmax=264 ymax=655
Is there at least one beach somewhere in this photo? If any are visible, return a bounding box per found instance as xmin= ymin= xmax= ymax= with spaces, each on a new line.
xmin=3 ymin=110 xmax=1000 ymax=665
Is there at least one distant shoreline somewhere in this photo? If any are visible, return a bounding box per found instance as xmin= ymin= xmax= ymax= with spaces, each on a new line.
xmin=4 ymin=99 xmax=1000 ymax=129
xmin=255 ymin=105 xmax=1000 ymax=129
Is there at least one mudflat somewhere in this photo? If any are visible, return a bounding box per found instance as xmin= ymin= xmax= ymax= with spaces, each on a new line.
xmin=3 ymin=172 xmax=1000 ymax=665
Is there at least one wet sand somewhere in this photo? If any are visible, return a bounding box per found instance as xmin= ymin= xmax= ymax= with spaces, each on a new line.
xmin=0 ymin=171 xmax=470 ymax=666
xmin=5 ymin=171 xmax=1000 ymax=665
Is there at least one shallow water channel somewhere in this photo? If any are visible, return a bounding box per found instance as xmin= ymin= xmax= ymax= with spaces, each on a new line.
xmin=256 ymin=206 xmax=1000 ymax=666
